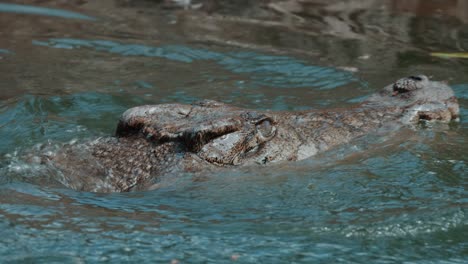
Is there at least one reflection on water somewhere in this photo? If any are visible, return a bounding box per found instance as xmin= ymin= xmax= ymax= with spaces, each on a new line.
xmin=0 ymin=49 xmax=12 ymax=54
xmin=0 ymin=3 xmax=95 ymax=20
xmin=0 ymin=0 xmax=467 ymax=263
xmin=393 ymin=0 xmax=468 ymax=23
xmin=32 ymin=38 xmax=355 ymax=89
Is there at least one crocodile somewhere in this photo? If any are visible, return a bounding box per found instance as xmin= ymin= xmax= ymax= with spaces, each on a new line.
xmin=43 ymin=75 xmax=459 ymax=192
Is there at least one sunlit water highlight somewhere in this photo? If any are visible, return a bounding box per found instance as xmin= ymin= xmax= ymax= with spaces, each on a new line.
xmin=0 ymin=3 xmax=95 ymax=20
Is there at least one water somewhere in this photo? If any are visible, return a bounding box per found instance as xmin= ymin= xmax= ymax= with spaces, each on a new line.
xmin=0 ymin=1 xmax=467 ymax=263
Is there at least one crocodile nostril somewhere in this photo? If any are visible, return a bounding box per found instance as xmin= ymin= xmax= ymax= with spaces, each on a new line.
xmin=418 ymin=113 xmax=432 ymax=121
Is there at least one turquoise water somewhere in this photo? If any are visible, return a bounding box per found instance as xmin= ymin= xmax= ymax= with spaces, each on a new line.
xmin=0 ymin=3 xmax=95 ymax=20
xmin=0 ymin=2 xmax=467 ymax=263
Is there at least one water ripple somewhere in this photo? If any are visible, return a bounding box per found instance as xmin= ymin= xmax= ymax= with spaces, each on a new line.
xmin=32 ymin=38 xmax=356 ymax=89
xmin=0 ymin=3 xmax=95 ymax=20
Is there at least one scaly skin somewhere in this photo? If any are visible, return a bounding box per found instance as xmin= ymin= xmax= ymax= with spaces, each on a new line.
xmin=47 ymin=75 xmax=459 ymax=192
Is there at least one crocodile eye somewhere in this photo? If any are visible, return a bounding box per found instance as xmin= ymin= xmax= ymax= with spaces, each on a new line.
xmin=392 ymin=75 xmax=426 ymax=95
xmin=256 ymin=119 xmax=275 ymax=138
xmin=408 ymin=75 xmax=423 ymax=81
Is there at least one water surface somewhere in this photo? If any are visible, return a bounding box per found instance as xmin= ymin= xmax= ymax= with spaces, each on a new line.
xmin=0 ymin=1 xmax=467 ymax=263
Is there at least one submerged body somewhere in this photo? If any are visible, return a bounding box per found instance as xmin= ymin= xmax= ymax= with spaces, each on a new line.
xmin=45 ymin=75 xmax=459 ymax=192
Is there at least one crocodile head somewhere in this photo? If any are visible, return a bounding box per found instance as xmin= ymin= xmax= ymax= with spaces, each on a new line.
xmin=116 ymin=75 xmax=460 ymax=169
xmin=366 ymin=75 xmax=460 ymax=124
